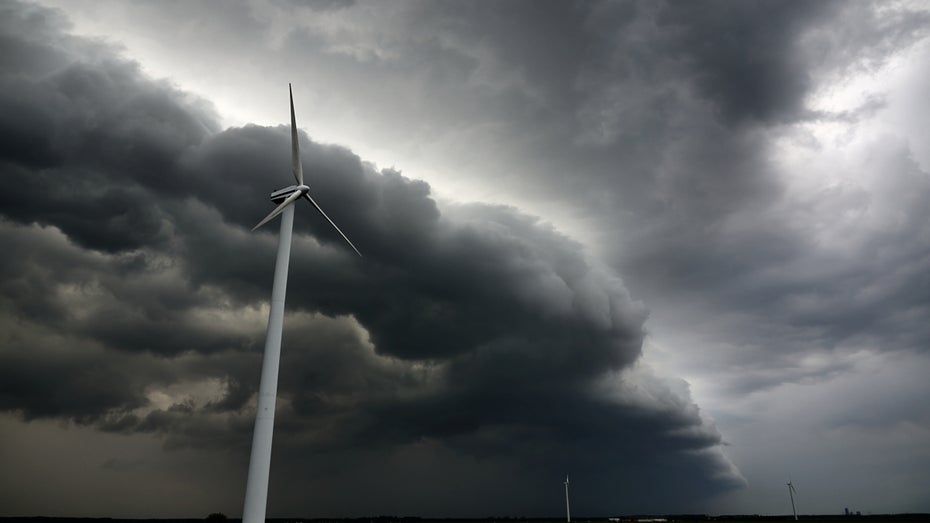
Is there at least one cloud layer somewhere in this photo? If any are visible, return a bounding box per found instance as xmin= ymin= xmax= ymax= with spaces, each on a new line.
xmin=0 ymin=1 xmax=742 ymax=516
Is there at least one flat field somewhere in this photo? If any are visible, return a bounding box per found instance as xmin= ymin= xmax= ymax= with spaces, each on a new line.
xmin=3 ymin=516 xmax=930 ymax=523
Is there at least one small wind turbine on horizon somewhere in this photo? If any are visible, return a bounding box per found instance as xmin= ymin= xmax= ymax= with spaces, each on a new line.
xmin=564 ymin=475 xmax=571 ymax=523
xmin=787 ymin=480 xmax=799 ymax=521
xmin=241 ymin=84 xmax=362 ymax=523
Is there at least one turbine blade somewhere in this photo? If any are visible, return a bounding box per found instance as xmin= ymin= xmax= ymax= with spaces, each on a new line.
xmin=252 ymin=190 xmax=302 ymax=231
xmin=289 ymin=83 xmax=304 ymax=186
xmin=303 ymin=193 xmax=362 ymax=257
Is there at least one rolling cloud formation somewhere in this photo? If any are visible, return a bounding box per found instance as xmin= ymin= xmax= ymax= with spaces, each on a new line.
xmin=0 ymin=1 xmax=742 ymax=516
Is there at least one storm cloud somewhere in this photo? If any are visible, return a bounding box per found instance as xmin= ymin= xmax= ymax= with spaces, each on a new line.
xmin=0 ymin=1 xmax=742 ymax=517
xmin=4 ymin=0 xmax=930 ymax=516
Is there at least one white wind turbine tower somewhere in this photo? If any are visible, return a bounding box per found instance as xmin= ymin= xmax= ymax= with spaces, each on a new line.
xmin=786 ymin=480 xmax=799 ymax=521
xmin=564 ymin=475 xmax=571 ymax=523
xmin=242 ymin=84 xmax=362 ymax=523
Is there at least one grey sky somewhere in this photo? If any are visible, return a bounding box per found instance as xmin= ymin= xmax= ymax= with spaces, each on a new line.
xmin=2 ymin=0 xmax=930 ymax=517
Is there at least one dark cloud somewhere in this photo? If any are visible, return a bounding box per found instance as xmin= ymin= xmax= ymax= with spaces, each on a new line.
xmin=557 ymin=1 xmax=930 ymax=401
xmin=0 ymin=0 xmax=740 ymax=516
xmin=654 ymin=0 xmax=838 ymax=125
xmin=280 ymin=0 xmax=356 ymax=11
xmin=3 ymin=0 xmax=930 ymax=516
xmin=264 ymin=4 xmax=930 ymax=513
xmin=614 ymin=114 xmax=930 ymax=395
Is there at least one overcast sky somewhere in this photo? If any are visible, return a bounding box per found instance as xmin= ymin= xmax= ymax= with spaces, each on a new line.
xmin=2 ymin=0 xmax=930 ymax=518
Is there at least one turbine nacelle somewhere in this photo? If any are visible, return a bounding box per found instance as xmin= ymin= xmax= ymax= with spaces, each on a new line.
xmin=270 ymin=184 xmax=310 ymax=204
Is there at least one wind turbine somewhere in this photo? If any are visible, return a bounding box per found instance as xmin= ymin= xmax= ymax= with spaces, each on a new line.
xmin=564 ymin=475 xmax=571 ymax=523
xmin=241 ymin=84 xmax=361 ymax=523
xmin=786 ymin=480 xmax=799 ymax=521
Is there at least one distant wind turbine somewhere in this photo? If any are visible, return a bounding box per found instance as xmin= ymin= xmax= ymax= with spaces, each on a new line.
xmin=241 ymin=84 xmax=362 ymax=523
xmin=564 ymin=475 xmax=571 ymax=523
xmin=787 ymin=480 xmax=798 ymax=521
